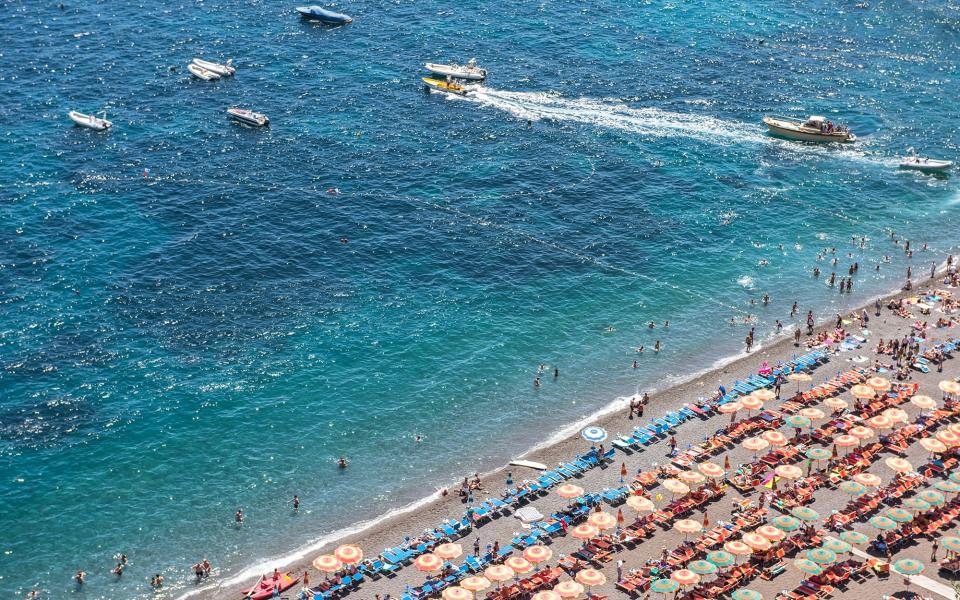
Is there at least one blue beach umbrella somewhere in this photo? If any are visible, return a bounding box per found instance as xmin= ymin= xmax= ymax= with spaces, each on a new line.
xmin=582 ymin=426 xmax=608 ymax=443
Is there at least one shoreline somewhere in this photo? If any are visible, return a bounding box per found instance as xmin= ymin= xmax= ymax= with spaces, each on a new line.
xmin=196 ymin=272 xmax=943 ymax=600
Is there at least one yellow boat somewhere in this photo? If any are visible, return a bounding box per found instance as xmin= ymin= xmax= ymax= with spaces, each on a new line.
xmin=422 ymin=77 xmax=469 ymax=96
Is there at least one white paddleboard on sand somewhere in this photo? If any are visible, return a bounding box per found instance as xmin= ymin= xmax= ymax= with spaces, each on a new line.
xmin=510 ymin=459 xmax=548 ymax=470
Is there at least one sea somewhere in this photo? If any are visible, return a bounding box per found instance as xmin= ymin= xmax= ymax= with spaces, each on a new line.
xmin=2 ymin=0 xmax=959 ymax=597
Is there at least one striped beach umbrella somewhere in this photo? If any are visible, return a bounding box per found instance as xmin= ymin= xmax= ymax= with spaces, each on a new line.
xmin=892 ymin=558 xmax=925 ymax=576
xmin=575 ymin=569 xmax=606 ymax=587
xmin=869 ymin=516 xmax=898 ymax=530
xmin=742 ymin=436 xmax=769 ymax=453
xmin=663 ymin=479 xmax=690 ymax=496
xmin=523 ymin=545 xmax=553 ymax=564
xmin=742 ymin=532 xmax=771 ymax=552
xmin=882 ymin=408 xmax=909 ymax=424
xmin=824 ymin=397 xmax=848 ymax=410
xmin=740 ymin=396 xmax=764 ymax=411
xmin=626 ymin=495 xmax=655 ymax=512
xmin=752 ymin=388 xmax=776 ymax=402
xmin=443 ymin=587 xmax=473 ymax=600
xmin=435 ymin=543 xmax=463 ymax=560
xmin=940 ymin=380 xmax=960 ymax=396
xmin=771 ymin=515 xmax=801 ymax=532
xmin=806 ymin=548 xmax=837 ymax=565
xmin=903 ymin=497 xmax=931 ymax=512
xmin=868 ymin=415 xmax=893 ymax=430
xmin=886 ymin=508 xmax=914 ymax=523
xmin=822 ymin=537 xmax=852 ymax=554
xmin=674 ymin=519 xmax=703 ymax=536
xmin=805 ymin=448 xmax=831 ymax=461
xmin=688 ymin=560 xmax=718 ymax=575
xmin=718 ymin=401 xmax=741 ymax=415
xmin=581 ymin=426 xmax=607 ymax=443
xmin=649 ymin=579 xmax=679 ymax=594
xmin=757 ymin=524 xmax=786 ymax=541
xmin=937 ymin=430 xmax=960 ymax=447
xmin=671 ymin=569 xmax=700 ymax=587
xmin=532 ymin=592 xmax=561 ymax=600
xmin=762 ymin=430 xmax=788 ymax=446
xmin=313 ymin=554 xmax=343 ymax=573
xmin=415 ymin=553 xmax=444 ymax=573
xmin=849 ymin=425 xmax=874 ymax=441
xmin=918 ymin=490 xmax=946 ymax=506
xmin=706 ymin=550 xmax=735 ymax=567
xmin=839 ymin=531 xmax=869 ymax=545
xmin=786 ymin=415 xmax=811 ymax=429
xmin=791 ymin=506 xmax=820 ymax=522
xmin=775 ymin=464 xmax=803 ymax=480
xmin=794 ymin=559 xmax=823 ymax=576
xmin=461 ymin=577 xmax=492 ymax=592
xmin=853 ymin=473 xmax=882 ymax=487
xmin=799 ymin=407 xmax=826 ymax=421
xmin=571 ymin=523 xmax=599 ymax=540
xmin=506 ymin=556 xmax=533 ymax=575
xmin=934 ymin=480 xmax=960 ymax=494
xmin=867 ymin=376 xmax=891 ymax=391
xmin=731 ymin=590 xmax=762 ymax=600
xmin=678 ymin=470 xmax=706 ymax=485
xmin=834 ymin=434 xmax=858 ymax=448
xmin=699 ymin=462 xmax=725 ymax=478
xmin=941 ymin=536 xmax=960 ymax=553
xmin=885 ymin=457 xmax=913 ymax=473
xmin=557 ymin=484 xmax=585 ymax=499
xmin=951 ymin=471 xmax=960 ymax=484
xmin=485 ymin=565 xmax=515 ymax=583
xmin=553 ymin=580 xmax=584 ymax=598
xmin=921 ymin=438 xmax=949 ymax=454
xmin=950 ymin=423 xmax=960 ymax=436
xmin=588 ymin=512 xmax=617 ymax=531
xmin=911 ymin=395 xmax=937 ymax=410
xmin=724 ymin=541 xmax=752 ymax=557
xmin=334 ymin=544 xmax=363 ymax=564
xmin=850 ymin=384 xmax=875 ymax=399
xmin=839 ymin=481 xmax=866 ymax=497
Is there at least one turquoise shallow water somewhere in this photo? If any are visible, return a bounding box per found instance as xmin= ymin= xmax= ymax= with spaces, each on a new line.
xmin=2 ymin=0 xmax=959 ymax=597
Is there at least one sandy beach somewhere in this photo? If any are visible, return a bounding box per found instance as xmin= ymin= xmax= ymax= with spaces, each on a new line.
xmin=196 ymin=264 xmax=960 ymax=600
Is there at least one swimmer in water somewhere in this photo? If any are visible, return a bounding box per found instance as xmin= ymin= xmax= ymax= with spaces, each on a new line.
xmin=338 ymin=457 xmax=348 ymax=469
xmin=648 ymin=321 xmax=655 ymax=329
xmin=235 ymin=509 xmax=243 ymax=524
xmin=293 ymin=495 xmax=300 ymax=511
xmin=654 ymin=340 xmax=661 ymax=352
xmin=415 ymin=434 xmax=423 ymax=443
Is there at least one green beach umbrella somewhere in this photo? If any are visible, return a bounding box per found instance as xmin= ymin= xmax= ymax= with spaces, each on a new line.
xmin=794 ymin=559 xmax=823 ymax=576
xmin=934 ymin=480 xmax=960 ymax=493
xmin=649 ymin=578 xmax=680 ymax=594
xmin=869 ymin=516 xmax=898 ymax=531
xmin=839 ymin=481 xmax=866 ymax=497
xmin=806 ymin=548 xmax=838 ymax=565
xmin=887 ymin=508 xmax=914 ymax=523
xmin=787 ymin=415 xmax=811 ymax=428
xmin=892 ymin=558 xmax=925 ymax=576
xmin=822 ymin=537 xmax=852 ymax=554
xmin=731 ymin=590 xmax=762 ymax=600
xmin=805 ymin=448 xmax=831 ymax=461
xmin=903 ymin=497 xmax=931 ymax=512
xmin=918 ymin=490 xmax=946 ymax=506
xmin=706 ymin=550 xmax=735 ymax=567
xmin=792 ymin=506 xmax=820 ymax=522
xmin=949 ymin=471 xmax=960 ymax=484
xmin=687 ymin=560 xmax=718 ymax=576
xmin=771 ymin=515 xmax=801 ymax=531
xmin=839 ymin=531 xmax=869 ymax=545
xmin=941 ymin=536 xmax=960 ymax=553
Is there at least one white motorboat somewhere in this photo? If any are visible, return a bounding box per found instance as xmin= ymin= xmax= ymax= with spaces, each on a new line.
xmin=425 ymin=58 xmax=486 ymax=81
xmin=762 ymin=115 xmax=856 ymax=143
xmin=227 ymin=108 xmax=269 ymax=127
xmin=898 ymin=156 xmax=953 ymax=173
xmin=68 ymin=110 xmax=112 ymax=131
xmin=192 ymin=58 xmax=235 ymax=76
xmin=188 ymin=63 xmax=220 ymax=81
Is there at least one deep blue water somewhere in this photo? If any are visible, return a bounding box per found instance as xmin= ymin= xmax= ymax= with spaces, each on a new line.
xmin=2 ymin=0 xmax=959 ymax=597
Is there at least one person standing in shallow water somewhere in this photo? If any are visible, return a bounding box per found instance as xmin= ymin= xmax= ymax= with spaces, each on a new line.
xmin=293 ymin=495 xmax=300 ymax=512
xmin=235 ymin=509 xmax=243 ymax=525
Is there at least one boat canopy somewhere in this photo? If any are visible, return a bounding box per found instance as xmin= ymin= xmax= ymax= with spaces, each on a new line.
xmin=804 ymin=116 xmax=827 ymax=127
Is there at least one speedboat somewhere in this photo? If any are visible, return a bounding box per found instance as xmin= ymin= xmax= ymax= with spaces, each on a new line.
xmin=425 ymin=58 xmax=486 ymax=81
xmin=227 ymin=108 xmax=269 ymax=127
xmin=296 ymin=5 xmax=353 ymax=24
xmin=241 ymin=573 xmax=299 ymax=600
xmin=68 ymin=110 xmax=112 ymax=131
xmin=188 ymin=63 xmax=220 ymax=81
xmin=422 ymin=77 xmax=470 ymax=96
xmin=762 ymin=115 xmax=856 ymax=143
xmin=192 ymin=58 xmax=235 ymax=76
xmin=898 ymin=156 xmax=953 ymax=173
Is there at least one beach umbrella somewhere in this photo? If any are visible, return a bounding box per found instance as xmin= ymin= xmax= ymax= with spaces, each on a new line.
xmin=887 ymin=508 xmax=914 ymax=523
xmin=442 ymin=587 xmax=473 ymax=600
xmin=853 ymin=473 xmax=882 ymax=487
xmin=869 ymin=516 xmax=898 ymax=530
xmin=523 ymin=545 xmax=552 ymax=564
xmin=911 ymin=395 xmax=937 ymax=410
xmin=939 ymin=380 xmax=960 ymax=396
xmin=484 ymin=565 xmax=515 ymax=584
xmin=834 ymin=434 xmax=858 ymax=448
xmin=334 ymin=544 xmax=363 ymax=565
xmin=822 ymin=537 xmax=852 ymax=554
xmin=799 ymin=408 xmax=826 ymax=421
xmin=706 ymin=550 xmax=735 ymax=567
xmin=805 ymin=448 xmax=831 ymax=461
xmin=674 ymin=519 xmax=703 ymax=536
xmin=731 ymin=590 xmax=763 ymax=600
xmin=435 ymin=543 xmax=463 ymax=560
xmin=571 ymin=523 xmax=599 ymax=540
xmin=740 ymin=396 xmax=764 ymax=411
xmin=885 ymin=457 xmax=913 ymax=473
xmin=671 ymin=570 xmax=700 ymax=587
xmin=753 ymin=388 xmax=777 ymax=402
xmin=937 ymin=430 xmax=960 ymax=447
xmin=771 ymin=515 xmax=801 ymax=532
xmin=505 ymin=556 xmax=533 ymax=575
xmin=791 ymin=506 xmax=820 ymax=522
xmin=718 ymin=401 xmax=741 ymax=415
xmin=742 ymin=532 xmax=771 ymax=552
xmin=724 ymin=541 xmax=752 ymax=557
xmin=648 ymin=579 xmax=679 ymax=595
xmin=557 ymin=484 xmax=585 ymax=499
xmin=951 ymin=471 xmax=960 ymax=484
xmin=867 ymin=376 xmax=891 ymax=392
xmin=775 ymin=465 xmax=803 ymax=480
xmin=786 ymin=415 xmax=811 ymax=429
xmin=313 ymin=554 xmax=343 ymax=573
xmin=699 ymin=462 xmax=725 ymax=478
xmin=918 ymin=490 xmax=946 ymax=506
xmin=839 ymin=531 xmax=869 ymax=545
xmin=688 ymin=560 xmax=718 ymax=576
xmin=553 ymin=580 xmax=585 ymax=599
xmin=757 ymin=524 xmax=786 ymax=541
xmin=460 ymin=577 xmax=492 ymax=592
xmin=678 ymin=470 xmax=706 ymax=485
xmin=903 ymin=498 xmax=930 ymax=512
xmin=868 ymin=415 xmax=893 ymax=430
xmin=848 ymin=425 xmax=875 ymax=441
xmin=415 ymin=554 xmax=444 ymax=573
xmin=882 ymin=408 xmax=909 ymax=424
xmin=626 ymin=495 xmax=655 ymax=512
xmin=794 ymin=559 xmax=823 ymax=576
xmin=663 ymin=479 xmax=690 ymax=496
xmin=850 ymin=384 xmax=875 ymax=399
xmin=788 ymin=373 xmax=812 ymax=392
xmin=941 ymin=536 xmax=960 ymax=553
xmin=575 ymin=569 xmax=606 ymax=587
xmin=581 ymin=426 xmax=607 ymax=443
xmin=824 ymin=397 xmax=848 ymax=410
xmin=949 ymin=423 xmax=960 ymax=436
xmin=762 ymin=430 xmax=788 ymax=446
xmin=742 ymin=436 xmax=769 ymax=453
xmin=805 ymin=548 xmax=837 ymax=565
xmin=921 ymin=438 xmax=948 ymax=454
xmin=934 ymin=480 xmax=960 ymax=494
xmin=532 ymin=592 xmax=561 ymax=600
xmin=588 ymin=512 xmax=617 ymax=531
xmin=892 ymin=558 xmax=926 ymax=576
xmin=839 ymin=481 xmax=867 ymax=497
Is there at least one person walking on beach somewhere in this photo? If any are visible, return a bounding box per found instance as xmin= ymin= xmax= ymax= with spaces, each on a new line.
xmin=473 ymin=537 xmax=480 ymax=556
xmin=793 ymin=328 xmax=801 ymax=346
xmin=932 ymin=538 xmax=939 ymax=562
xmin=668 ymin=436 xmax=677 ymax=455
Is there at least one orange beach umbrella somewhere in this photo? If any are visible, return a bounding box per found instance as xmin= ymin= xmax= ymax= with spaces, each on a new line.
xmin=484 ymin=565 xmax=515 ymax=583
xmin=523 ymin=545 xmax=553 ymax=564
xmin=553 ymin=580 xmax=585 ymax=598
xmin=443 ymin=587 xmax=473 ymax=600
xmin=435 ymin=543 xmax=463 ymax=560
xmin=588 ymin=512 xmax=617 ymax=531
xmin=571 ymin=523 xmax=599 ymax=540
xmin=313 ymin=554 xmax=342 ymax=573
xmin=575 ymin=569 xmax=606 ymax=587
xmin=626 ymin=495 xmax=655 ymax=512
xmin=699 ymin=462 xmax=725 ymax=478
xmin=850 ymin=384 xmax=875 ymax=399
xmin=911 ymin=395 xmax=937 ymax=410
xmin=557 ymin=484 xmax=585 ymax=499
xmin=334 ymin=544 xmax=363 ymax=565
xmin=505 ymin=556 xmax=533 ymax=575
xmin=460 ymin=577 xmax=492 ymax=592
xmin=415 ymin=553 xmax=444 ymax=573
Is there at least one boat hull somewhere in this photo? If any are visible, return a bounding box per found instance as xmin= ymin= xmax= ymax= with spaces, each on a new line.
xmin=422 ymin=77 xmax=469 ymax=96
xmin=68 ymin=111 xmax=111 ymax=131
xmin=296 ymin=6 xmax=352 ymax=23
xmin=193 ymin=59 xmax=235 ymax=76
xmin=425 ymin=64 xmax=486 ymax=81
xmin=899 ymin=159 xmax=952 ymax=173
xmin=242 ymin=574 xmax=299 ymax=600
xmin=188 ymin=63 xmax=220 ymax=81
xmin=762 ymin=117 xmax=855 ymax=143
xmin=227 ymin=109 xmax=269 ymax=127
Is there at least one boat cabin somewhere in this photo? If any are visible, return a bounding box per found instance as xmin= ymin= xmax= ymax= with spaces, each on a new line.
xmin=802 ymin=116 xmax=828 ymax=129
